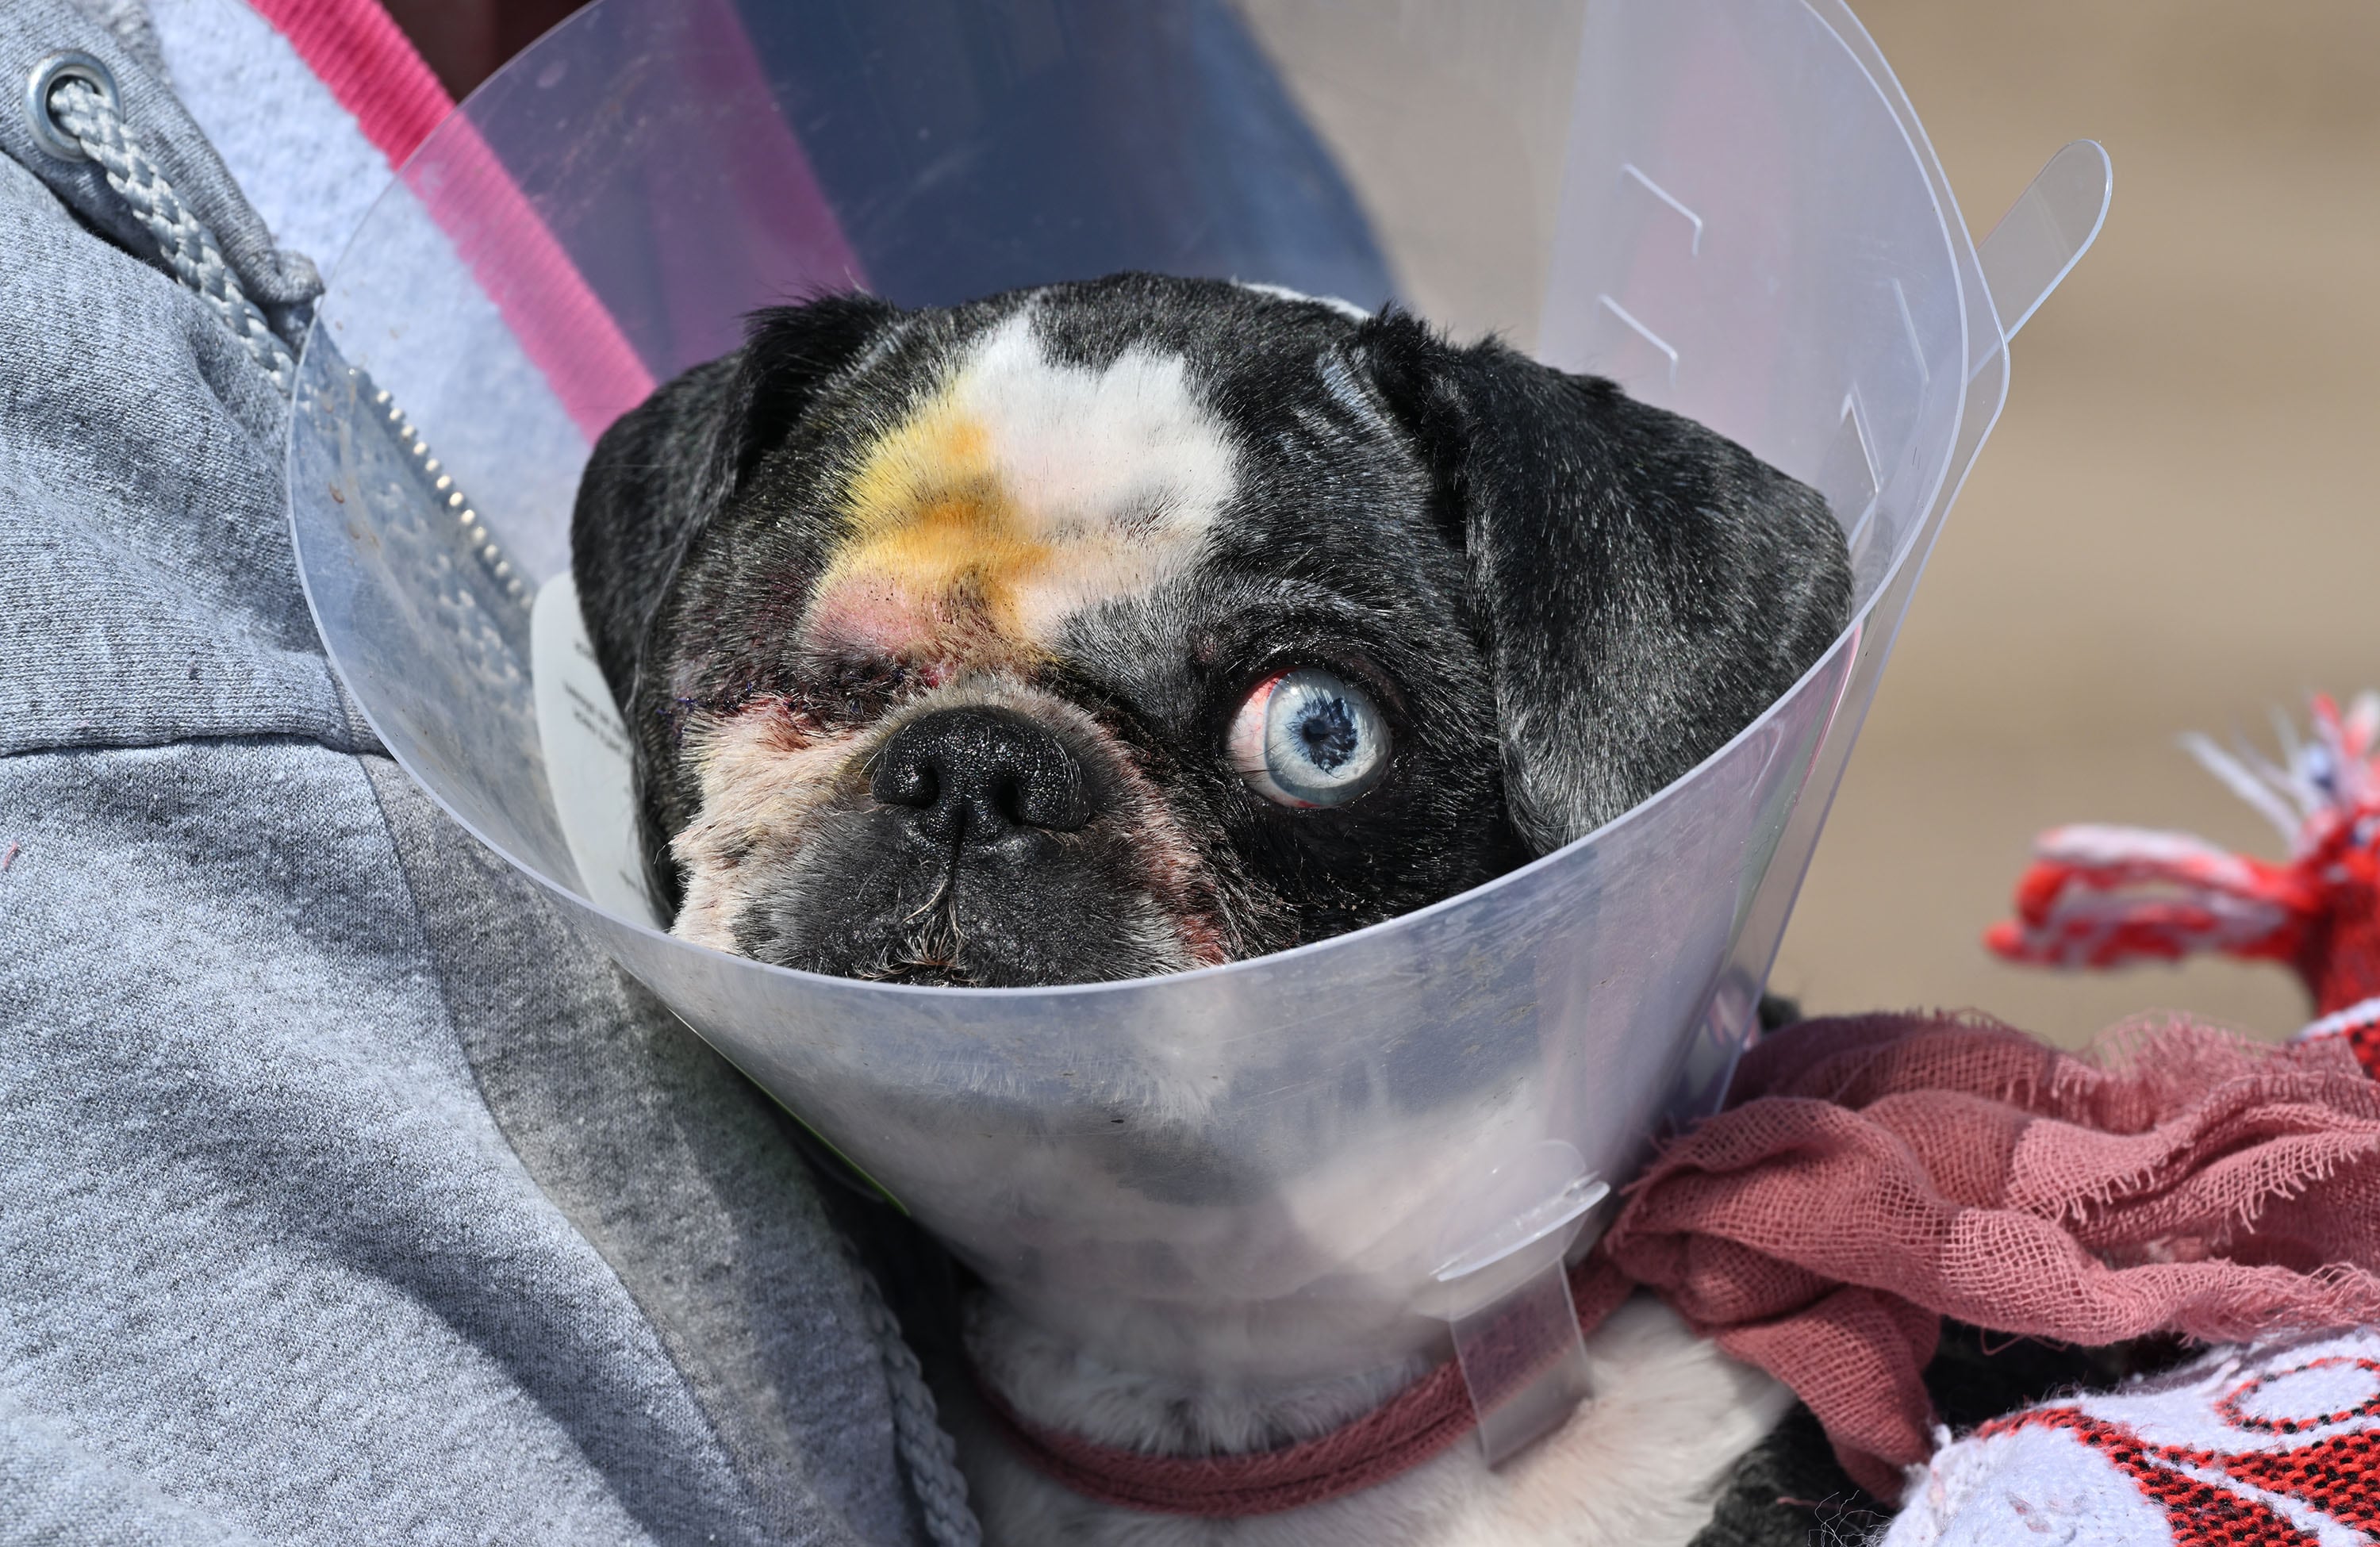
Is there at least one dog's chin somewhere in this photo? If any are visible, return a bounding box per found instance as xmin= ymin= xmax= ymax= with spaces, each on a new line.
xmin=850 ymin=957 xmax=981 ymax=988
xmin=703 ymin=805 xmax=1232 ymax=987
xmin=763 ymin=940 xmax=1165 ymax=989
xmin=729 ymin=900 xmax=1206 ymax=989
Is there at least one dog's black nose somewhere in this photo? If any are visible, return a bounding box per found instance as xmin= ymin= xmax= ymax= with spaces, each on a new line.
xmin=871 ymin=706 xmax=1091 ymax=841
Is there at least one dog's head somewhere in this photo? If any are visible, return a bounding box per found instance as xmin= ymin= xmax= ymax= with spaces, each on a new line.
xmin=572 ymin=274 xmax=1849 ymax=986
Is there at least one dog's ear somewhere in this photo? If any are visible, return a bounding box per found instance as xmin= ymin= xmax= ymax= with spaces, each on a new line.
xmin=1357 ymin=310 xmax=1851 ymax=853
xmin=571 ymin=293 xmax=900 ymax=700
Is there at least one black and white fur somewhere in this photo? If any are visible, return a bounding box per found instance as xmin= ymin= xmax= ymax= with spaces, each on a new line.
xmin=573 ymin=274 xmax=1850 ymax=1545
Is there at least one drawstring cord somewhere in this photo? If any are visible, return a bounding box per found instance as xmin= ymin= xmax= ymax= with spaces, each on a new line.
xmin=25 ymin=54 xmax=528 ymax=608
xmin=33 ymin=52 xmax=297 ymax=394
xmin=843 ymin=1243 xmax=984 ymax=1547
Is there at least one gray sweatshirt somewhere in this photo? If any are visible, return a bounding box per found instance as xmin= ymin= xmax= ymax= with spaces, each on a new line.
xmin=0 ymin=3 xmax=933 ymax=1541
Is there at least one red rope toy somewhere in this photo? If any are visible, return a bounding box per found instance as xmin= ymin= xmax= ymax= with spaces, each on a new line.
xmin=1988 ymin=691 xmax=2380 ymax=1073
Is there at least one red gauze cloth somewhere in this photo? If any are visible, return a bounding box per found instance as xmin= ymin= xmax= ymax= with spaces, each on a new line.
xmin=1596 ymin=1010 xmax=2380 ymax=1500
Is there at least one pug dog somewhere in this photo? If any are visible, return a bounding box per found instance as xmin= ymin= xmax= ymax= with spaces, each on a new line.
xmin=573 ymin=273 xmax=1851 ymax=1546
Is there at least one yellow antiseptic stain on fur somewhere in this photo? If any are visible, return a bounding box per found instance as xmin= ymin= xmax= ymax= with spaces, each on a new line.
xmin=821 ymin=396 xmax=1055 ymax=641
xmin=807 ymin=313 xmax=1237 ymax=658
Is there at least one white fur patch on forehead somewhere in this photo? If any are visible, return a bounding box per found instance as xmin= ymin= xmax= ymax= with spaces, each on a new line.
xmin=816 ymin=310 xmax=1238 ymax=654
xmin=952 ymin=309 xmax=1236 ymax=549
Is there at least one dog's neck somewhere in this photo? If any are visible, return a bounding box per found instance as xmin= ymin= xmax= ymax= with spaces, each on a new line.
xmin=982 ymin=1271 xmax=1453 ymax=1392
xmin=951 ymin=1290 xmax=1793 ymax=1547
xmin=968 ymin=1289 xmax=1437 ymax=1458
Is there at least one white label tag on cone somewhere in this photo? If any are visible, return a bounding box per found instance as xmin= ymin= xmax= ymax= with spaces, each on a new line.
xmin=529 ymin=571 xmax=662 ymax=925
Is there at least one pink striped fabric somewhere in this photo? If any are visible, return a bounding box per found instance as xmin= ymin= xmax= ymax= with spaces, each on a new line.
xmin=243 ymin=0 xmax=446 ymax=166
xmin=249 ymin=0 xmax=656 ymax=436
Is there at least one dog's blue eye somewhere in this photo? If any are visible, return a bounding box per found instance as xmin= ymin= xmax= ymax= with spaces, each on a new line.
xmin=1226 ymin=668 xmax=1390 ymax=808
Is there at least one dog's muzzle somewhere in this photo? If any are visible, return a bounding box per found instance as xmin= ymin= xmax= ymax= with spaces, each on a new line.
xmin=715 ymin=694 xmax=1208 ymax=987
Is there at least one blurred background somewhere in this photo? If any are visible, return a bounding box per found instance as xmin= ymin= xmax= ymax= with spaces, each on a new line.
xmin=1772 ymin=0 xmax=2378 ymax=1044
xmin=393 ymin=0 xmax=2376 ymax=1046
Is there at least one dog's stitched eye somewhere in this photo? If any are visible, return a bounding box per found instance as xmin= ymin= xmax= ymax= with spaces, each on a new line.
xmin=1226 ymin=668 xmax=1391 ymax=808
xmin=814 ymin=659 xmax=904 ymax=726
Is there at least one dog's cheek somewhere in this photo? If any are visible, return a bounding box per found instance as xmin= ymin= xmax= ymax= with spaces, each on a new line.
xmin=1077 ymin=754 xmax=1287 ymax=965
xmin=1202 ymin=869 xmax=1301 ymax=961
xmin=723 ymin=806 xmax=946 ymax=977
xmin=668 ymin=709 xmax=857 ymax=953
xmin=1086 ymin=757 xmax=1247 ymax=972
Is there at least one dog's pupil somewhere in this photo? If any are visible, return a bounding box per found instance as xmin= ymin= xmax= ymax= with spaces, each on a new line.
xmin=1294 ymin=698 xmax=1359 ymax=773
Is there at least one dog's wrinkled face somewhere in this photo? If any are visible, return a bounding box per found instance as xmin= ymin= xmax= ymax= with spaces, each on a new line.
xmin=573 ymin=274 xmax=1852 ymax=986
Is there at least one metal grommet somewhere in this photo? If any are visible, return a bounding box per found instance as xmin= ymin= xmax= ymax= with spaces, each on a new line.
xmin=25 ymin=50 xmax=118 ymax=162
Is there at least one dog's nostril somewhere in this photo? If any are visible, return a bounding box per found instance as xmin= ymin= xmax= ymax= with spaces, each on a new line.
xmin=875 ymin=758 xmax=939 ymax=810
xmin=870 ymin=706 xmax=1092 ymax=839
xmin=988 ymin=774 xmax=1025 ymax=825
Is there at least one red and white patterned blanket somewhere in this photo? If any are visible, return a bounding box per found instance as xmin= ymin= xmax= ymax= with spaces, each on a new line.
xmin=1890 ymin=1330 xmax=2380 ymax=1545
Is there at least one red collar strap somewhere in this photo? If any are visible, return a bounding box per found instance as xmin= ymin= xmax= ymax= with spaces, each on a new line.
xmin=972 ymin=1258 xmax=1634 ymax=1518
